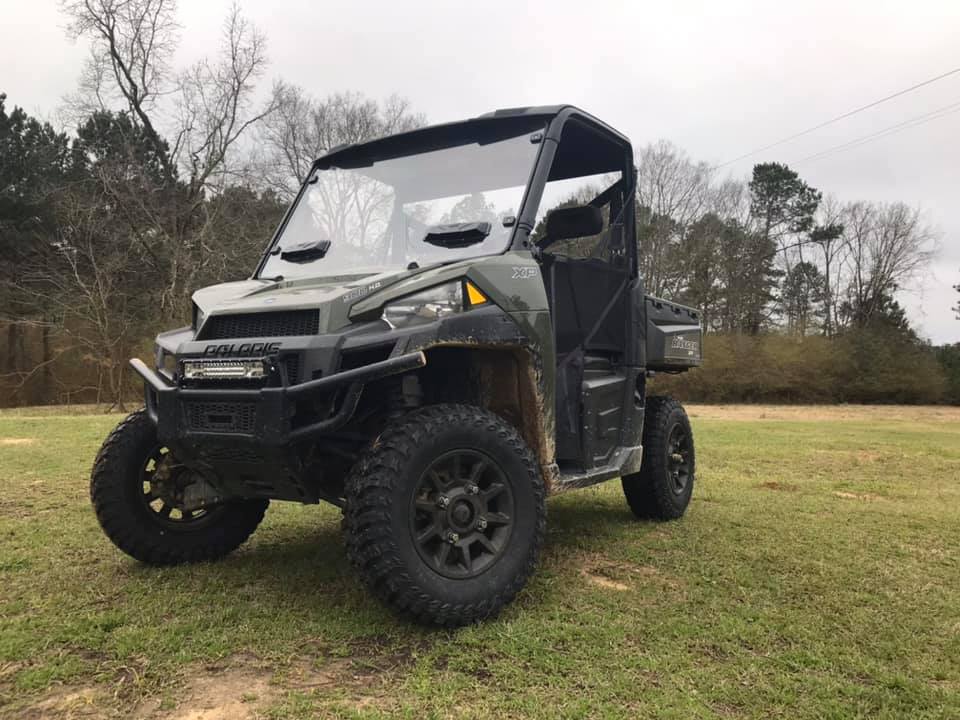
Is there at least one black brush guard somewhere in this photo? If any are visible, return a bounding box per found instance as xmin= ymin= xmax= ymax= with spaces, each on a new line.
xmin=130 ymin=350 xmax=426 ymax=446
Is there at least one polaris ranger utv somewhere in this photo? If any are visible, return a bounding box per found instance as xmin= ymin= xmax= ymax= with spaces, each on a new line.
xmin=92 ymin=105 xmax=702 ymax=626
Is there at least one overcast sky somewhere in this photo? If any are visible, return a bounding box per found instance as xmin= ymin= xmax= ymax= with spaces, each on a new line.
xmin=3 ymin=0 xmax=958 ymax=342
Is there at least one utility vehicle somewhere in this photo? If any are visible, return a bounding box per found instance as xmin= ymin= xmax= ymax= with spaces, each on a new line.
xmin=92 ymin=105 xmax=702 ymax=626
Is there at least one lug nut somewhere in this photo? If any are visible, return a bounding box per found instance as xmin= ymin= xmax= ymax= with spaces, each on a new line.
xmin=437 ymin=495 xmax=450 ymax=508
xmin=476 ymin=517 xmax=488 ymax=531
xmin=447 ymin=532 xmax=460 ymax=544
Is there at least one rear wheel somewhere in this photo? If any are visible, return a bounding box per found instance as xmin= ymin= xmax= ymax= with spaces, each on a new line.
xmin=622 ymin=396 xmax=695 ymax=520
xmin=344 ymin=404 xmax=546 ymax=626
xmin=91 ymin=409 xmax=268 ymax=565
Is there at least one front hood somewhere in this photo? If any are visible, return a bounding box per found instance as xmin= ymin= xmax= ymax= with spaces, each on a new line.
xmin=193 ymin=263 xmax=472 ymax=334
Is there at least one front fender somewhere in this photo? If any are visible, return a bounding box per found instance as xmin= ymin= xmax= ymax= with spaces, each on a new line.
xmin=389 ymin=305 xmax=557 ymax=491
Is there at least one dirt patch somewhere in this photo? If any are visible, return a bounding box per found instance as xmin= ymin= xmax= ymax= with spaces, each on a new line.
xmin=577 ymin=552 xmax=682 ymax=593
xmin=582 ymin=571 xmax=630 ymax=591
xmin=645 ymin=529 xmax=675 ymax=541
xmin=760 ymin=481 xmax=798 ymax=492
xmin=834 ymin=491 xmax=885 ymax=502
xmin=0 ymin=437 xmax=36 ymax=446
xmin=16 ymin=686 xmax=100 ymax=719
xmin=17 ymin=649 xmax=406 ymax=720
xmin=157 ymin=667 xmax=272 ymax=720
xmin=686 ymin=404 xmax=960 ymax=424
xmin=131 ymin=652 xmax=400 ymax=719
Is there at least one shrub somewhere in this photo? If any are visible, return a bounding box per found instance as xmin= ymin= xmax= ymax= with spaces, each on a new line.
xmin=652 ymin=331 xmax=950 ymax=404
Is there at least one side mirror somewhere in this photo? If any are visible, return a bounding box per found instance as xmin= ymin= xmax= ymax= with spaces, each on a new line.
xmin=542 ymin=205 xmax=603 ymax=246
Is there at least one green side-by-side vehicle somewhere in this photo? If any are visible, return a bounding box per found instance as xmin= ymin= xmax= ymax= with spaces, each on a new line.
xmin=92 ymin=105 xmax=703 ymax=625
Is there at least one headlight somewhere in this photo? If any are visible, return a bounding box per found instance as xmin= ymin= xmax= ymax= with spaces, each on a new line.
xmin=192 ymin=302 xmax=206 ymax=331
xmin=155 ymin=345 xmax=176 ymax=377
xmin=382 ymin=282 xmax=465 ymax=329
xmin=181 ymin=359 xmax=268 ymax=381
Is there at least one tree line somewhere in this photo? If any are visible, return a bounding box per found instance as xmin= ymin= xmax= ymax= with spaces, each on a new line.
xmin=0 ymin=0 xmax=956 ymax=407
xmin=0 ymin=0 xmax=421 ymax=407
xmin=632 ymin=142 xmax=957 ymax=403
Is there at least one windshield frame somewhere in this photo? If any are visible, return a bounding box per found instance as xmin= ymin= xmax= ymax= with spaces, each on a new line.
xmin=253 ymin=114 xmax=554 ymax=281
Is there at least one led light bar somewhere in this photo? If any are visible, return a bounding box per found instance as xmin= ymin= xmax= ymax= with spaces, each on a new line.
xmin=181 ymin=358 xmax=267 ymax=381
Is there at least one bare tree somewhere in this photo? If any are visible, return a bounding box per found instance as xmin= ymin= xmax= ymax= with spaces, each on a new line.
xmin=636 ymin=140 xmax=714 ymax=224
xmin=841 ymin=201 xmax=937 ymax=327
xmin=711 ymin=177 xmax=752 ymax=225
xmin=62 ymin=0 xmax=180 ymax=181
xmin=635 ymin=140 xmax=713 ymax=295
xmin=256 ymin=89 xmax=424 ymax=200
xmin=811 ymin=194 xmax=847 ymax=337
xmin=11 ymin=182 xmax=153 ymax=409
xmin=60 ymin=0 xmax=280 ymax=319
xmin=176 ymin=6 xmax=279 ymax=193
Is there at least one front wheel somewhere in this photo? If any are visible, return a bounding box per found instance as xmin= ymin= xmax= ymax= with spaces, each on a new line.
xmin=622 ymin=396 xmax=695 ymax=520
xmin=343 ymin=404 xmax=546 ymax=626
xmin=91 ymin=409 xmax=268 ymax=565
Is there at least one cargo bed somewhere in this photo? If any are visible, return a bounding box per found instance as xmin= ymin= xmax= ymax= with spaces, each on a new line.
xmin=644 ymin=295 xmax=702 ymax=371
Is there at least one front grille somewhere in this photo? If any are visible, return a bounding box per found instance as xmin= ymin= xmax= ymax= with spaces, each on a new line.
xmin=200 ymin=310 xmax=319 ymax=340
xmin=185 ymin=401 xmax=257 ymax=434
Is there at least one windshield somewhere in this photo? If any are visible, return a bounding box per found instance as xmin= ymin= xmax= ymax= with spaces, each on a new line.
xmin=258 ymin=124 xmax=544 ymax=280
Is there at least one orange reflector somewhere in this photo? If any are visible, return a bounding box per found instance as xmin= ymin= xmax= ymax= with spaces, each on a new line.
xmin=465 ymin=281 xmax=488 ymax=306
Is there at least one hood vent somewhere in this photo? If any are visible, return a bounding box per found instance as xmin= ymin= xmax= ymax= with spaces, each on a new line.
xmin=199 ymin=310 xmax=320 ymax=340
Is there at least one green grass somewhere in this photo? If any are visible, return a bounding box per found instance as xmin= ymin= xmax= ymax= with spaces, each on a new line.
xmin=1 ymin=406 xmax=958 ymax=718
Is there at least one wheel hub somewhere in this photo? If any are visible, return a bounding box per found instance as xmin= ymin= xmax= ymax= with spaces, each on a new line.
xmin=410 ymin=449 xmax=515 ymax=579
xmin=140 ymin=446 xmax=214 ymax=527
xmin=449 ymin=498 xmax=475 ymax=529
xmin=666 ymin=425 xmax=692 ymax=495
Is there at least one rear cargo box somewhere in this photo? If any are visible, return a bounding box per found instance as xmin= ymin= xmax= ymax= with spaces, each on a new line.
xmin=644 ymin=295 xmax=703 ymax=371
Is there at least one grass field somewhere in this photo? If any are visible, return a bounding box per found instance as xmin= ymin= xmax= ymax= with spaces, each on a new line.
xmin=1 ymin=405 xmax=958 ymax=719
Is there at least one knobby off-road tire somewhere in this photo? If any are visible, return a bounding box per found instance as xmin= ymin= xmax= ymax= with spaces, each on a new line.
xmin=91 ymin=409 xmax=268 ymax=565
xmin=622 ymin=396 xmax=695 ymax=520
xmin=344 ymin=404 xmax=546 ymax=627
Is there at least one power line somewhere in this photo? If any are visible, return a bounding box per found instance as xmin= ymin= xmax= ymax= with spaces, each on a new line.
xmin=792 ymin=101 xmax=960 ymax=164
xmin=713 ymin=66 xmax=960 ymax=169
xmin=791 ymin=99 xmax=960 ymax=165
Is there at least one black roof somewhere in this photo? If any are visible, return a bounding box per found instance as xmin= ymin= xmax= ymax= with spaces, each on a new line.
xmin=476 ymin=104 xmax=568 ymax=118
xmin=316 ymin=105 xmax=630 ymax=170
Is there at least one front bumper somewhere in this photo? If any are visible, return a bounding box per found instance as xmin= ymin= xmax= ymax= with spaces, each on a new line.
xmin=131 ymin=350 xmax=426 ymax=446
xmin=140 ymin=305 xmax=528 ymax=448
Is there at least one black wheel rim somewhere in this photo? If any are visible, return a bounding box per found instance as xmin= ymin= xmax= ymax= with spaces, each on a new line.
xmin=666 ymin=424 xmax=692 ymax=495
xmin=409 ymin=449 xmax=515 ymax=579
xmin=139 ymin=446 xmax=218 ymax=530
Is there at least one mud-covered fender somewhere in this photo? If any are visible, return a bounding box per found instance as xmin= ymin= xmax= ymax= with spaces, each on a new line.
xmin=387 ymin=305 xmax=557 ymax=491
